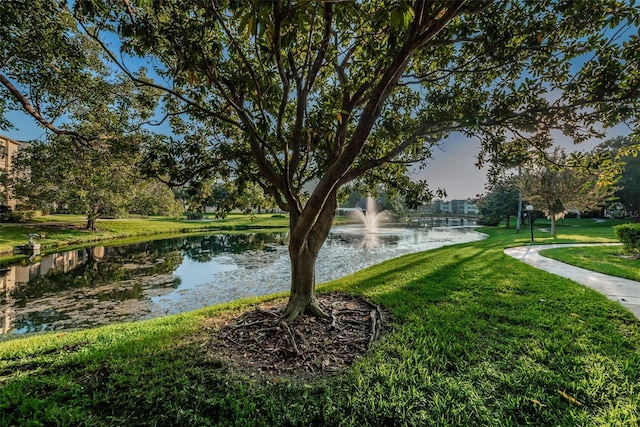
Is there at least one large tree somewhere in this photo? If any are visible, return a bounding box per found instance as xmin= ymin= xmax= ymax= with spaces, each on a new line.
xmin=476 ymin=178 xmax=520 ymax=227
xmin=10 ymin=135 xmax=182 ymax=229
xmin=2 ymin=1 xmax=639 ymax=320
xmin=518 ymin=149 xmax=614 ymax=236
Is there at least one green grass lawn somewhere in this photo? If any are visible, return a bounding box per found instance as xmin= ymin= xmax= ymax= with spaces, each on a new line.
xmin=525 ymin=217 xmax=625 ymax=243
xmin=540 ymin=245 xmax=640 ymax=282
xmin=1 ymin=219 xmax=639 ymax=426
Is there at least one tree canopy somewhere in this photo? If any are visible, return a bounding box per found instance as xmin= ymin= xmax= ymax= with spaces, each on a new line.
xmin=476 ymin=178 xmax=520 ymax=227
xmin=10 ymin=135 xmax=182 ymax=229
xmin=518 ymin=149 xmax=614 ymax=235
xmin=2 ymin=0 xmax=639 ymax=320
xmin=0 ymin=1 xmax=160 ymax=144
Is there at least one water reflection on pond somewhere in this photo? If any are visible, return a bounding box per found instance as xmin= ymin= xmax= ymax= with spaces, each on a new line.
xmin=0 ymin=225 xmax=484 ymax=337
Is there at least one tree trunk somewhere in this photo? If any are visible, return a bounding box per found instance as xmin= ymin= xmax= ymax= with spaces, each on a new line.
xmin=282 ymin=192 xmax=337 ymax=322
xmin=86 ymin=216 xmax=97 ymax=230
xmin=86 ymin=203 xmax=103 ymax=230
xmin=550 ymin=215 xmax=557 ymax=236
xmin=86 ymin=209 xmax=101 ymax=230
xmin=505 ymin=215 xmax=511 ymax=229
xmin=282 ymin=244 xmax=328 ymax=321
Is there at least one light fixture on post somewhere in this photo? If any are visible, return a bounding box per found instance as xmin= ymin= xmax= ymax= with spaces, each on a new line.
xmin=525 ymin=204 xmax=534 ymax=242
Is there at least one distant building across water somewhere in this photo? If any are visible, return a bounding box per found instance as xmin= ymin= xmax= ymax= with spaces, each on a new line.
xmin=431 ymin=199 xmax=478 ymax=215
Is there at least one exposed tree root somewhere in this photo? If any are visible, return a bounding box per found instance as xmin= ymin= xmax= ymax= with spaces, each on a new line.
xmin=328 ymin=308 xmax=339 ymax=331
xmin=255 ymin=307 xmax=279 ymax=317
xmin=279 ymin=321 xmax=301 ymax=355
xmin=367 ymin=309 xmax=378 ymax=350
xmin=281 ymin=294 xmax=330 ymax=323
xmin=203 ymin=292 xmax=392 ymax=378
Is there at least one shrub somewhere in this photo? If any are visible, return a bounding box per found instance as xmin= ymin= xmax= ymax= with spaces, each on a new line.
xmin=0 ymin=210 xmax=40 ymax=222
xmin=186 ymin=211 xmax=204 ymax=220
xmin=478 ymin=214 xmax=501 ymax=226
xmin=0 ymin=210 xmax=38 ymax=223
xmin=614 ymin=223 xmax=640 ymax=254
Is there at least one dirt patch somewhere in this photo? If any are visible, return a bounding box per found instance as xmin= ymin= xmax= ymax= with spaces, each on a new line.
xmin=204 ymin=292 xmax=391 ymax=379
xmin=618 ymin=254 xmax=640 ymax=260
xmin=42 ymin=224 xmax=91 ymax=232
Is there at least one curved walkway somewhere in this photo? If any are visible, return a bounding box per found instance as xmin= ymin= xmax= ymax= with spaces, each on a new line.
xmin=504 ymin=244 xmax=640 ymax=320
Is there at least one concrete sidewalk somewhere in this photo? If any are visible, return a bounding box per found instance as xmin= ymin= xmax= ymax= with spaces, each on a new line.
xmin=504 ymin=243 xmax=640 ymax=320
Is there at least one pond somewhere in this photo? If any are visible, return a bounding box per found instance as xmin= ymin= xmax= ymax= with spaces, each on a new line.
xmin=0 ymin=224 xmax=485 ymax=337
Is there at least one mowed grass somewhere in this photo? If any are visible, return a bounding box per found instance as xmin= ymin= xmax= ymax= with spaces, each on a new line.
xmin=525 ymin=217 xmax=625 ymax=243
xmin=1 ymin=220 xmax=639 ymax=426
xmin=540 ymin=245 xmax=640 ymax=282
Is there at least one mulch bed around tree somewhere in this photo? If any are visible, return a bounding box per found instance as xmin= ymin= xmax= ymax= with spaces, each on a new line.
xmin=204 ymin=292 xmax=391 ymax=379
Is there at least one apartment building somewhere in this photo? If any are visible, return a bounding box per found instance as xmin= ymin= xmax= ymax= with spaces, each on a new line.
xmin=0 ymin=134 xmax=22 ymax=209
xmin=433 ymin=199 xmax=478 ymax=215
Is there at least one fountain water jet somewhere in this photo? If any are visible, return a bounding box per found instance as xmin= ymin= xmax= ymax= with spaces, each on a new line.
xmin=351 ymin=196 xmax=389 ymax=233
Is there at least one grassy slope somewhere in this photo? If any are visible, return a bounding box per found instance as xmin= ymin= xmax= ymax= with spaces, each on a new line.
xmin=1 ymin=220 xmax=639 ymax=426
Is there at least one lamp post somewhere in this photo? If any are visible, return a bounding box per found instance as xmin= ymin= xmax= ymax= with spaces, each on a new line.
xmin=525 ymin=204 xmax=534 ymax=242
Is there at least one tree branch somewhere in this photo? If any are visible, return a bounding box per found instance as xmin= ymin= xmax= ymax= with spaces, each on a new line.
xmin=75 ymin=18 xmax=241 ymax=130
xmin=0 ymin=73 xmax=95 ymax=145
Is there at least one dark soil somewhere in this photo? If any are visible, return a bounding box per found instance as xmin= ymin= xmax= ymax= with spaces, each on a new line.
xmin=204 ymin=292 xmax=391 ymax=379
xmin=619 ymin=254 xmax=640 ymax=260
